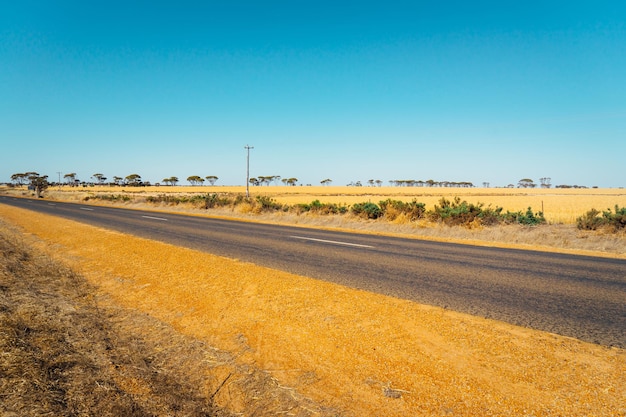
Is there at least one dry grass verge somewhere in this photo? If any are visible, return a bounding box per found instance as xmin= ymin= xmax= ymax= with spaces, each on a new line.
xmin=0 ymin=219 xmax=337 ymax=416
xmin=1 ymin=204 xmax=624 ymax=416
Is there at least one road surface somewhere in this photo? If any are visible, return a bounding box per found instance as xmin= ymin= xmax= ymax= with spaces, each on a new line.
xmin=1 ymin=196 xmax=625 ymax=348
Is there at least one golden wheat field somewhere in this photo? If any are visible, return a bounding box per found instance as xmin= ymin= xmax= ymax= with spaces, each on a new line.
xmin=13 ymin=185 xmax=626 ymax=224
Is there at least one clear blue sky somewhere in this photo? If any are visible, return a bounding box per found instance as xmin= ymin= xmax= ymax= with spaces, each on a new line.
xmin=2 ymin=1 xmax=625 ymax=187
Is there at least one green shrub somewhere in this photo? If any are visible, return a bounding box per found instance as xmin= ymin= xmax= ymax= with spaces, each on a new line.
xmin=604 ymin=205 xmax=626 ymax=230
xmin=576 ymin=209 xmax=603 ymax=230
xmin=430 ymin=197 xmax=484 ymax=225
xmin=578 ymin=205 xmax=626 ymax=231
xmin=145 ymin=194 xmax=190 ymax=205
xmin=351 ymin=202 xmax=382 ymax=219
xmin=190 ymin=193 xmax=232 ymax=209
xmin=379 ymin=199 xmax=426 ymax=221
xmin=505 ymin=207 xmax=546 ymax=226
xmin=295 ymin=200 xmax=348 ymax=215
xmin=429 ymin=198 xmax=545 ymax=227
xmin=254 ymin=195 xmax=283 ymax=212
xmin=234 ymin=194 xmax=246 ymax=205
xmin=477 ymin=206 xmax=504 ymax=226
xmin=85 ymin=194 xmax=131 ymax=202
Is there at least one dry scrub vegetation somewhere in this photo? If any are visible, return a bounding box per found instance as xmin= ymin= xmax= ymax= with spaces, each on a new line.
xmin=1 ymin=204 xmax=624 ymax=416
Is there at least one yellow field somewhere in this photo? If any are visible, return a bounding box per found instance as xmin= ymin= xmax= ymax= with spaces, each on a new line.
xmin=18 ymin=185 xmax=626 ymax=224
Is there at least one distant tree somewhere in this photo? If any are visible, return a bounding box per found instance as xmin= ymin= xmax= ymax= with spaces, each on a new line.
xmin=27 ymin=172 xmax=49 ymax=197
xmin=92 ymin=173 xmax=106 ymax=185
xmin=375 ymin=180 xmax=382 ymax=187
xmin=321 ymin=178 xmax=332 ymax=186
xmin=162 ymin=176 xmax=179 ymax=186
xmin=187 ymin=175 xmax=204 ymax=186
xmin=285 ymin=177 xmax=298 ymax=186
xmin=539 ymin=177 xmax=552 ymax=188
xmin=482 ymin=182 xmax=490 ymax=188
xmin=518 ymin=178 xmax=535 ymax=188
xmin=125 ymin=174 xmax=142 ymax=186
xmin=205 ymin=175 xmax=218 ymax=186
xmin=64 ymin=173 xmax=77 ymax=186
xmin=10 ymin=173 xmax=28 ymax=187
xmin=258 ymin=175 xmax=280 ymax=186
xmin=91 ymin=173 xmax=106 ymax=184
xmin=249 ymin=177 xmax=260 ymax=186
xmin=113 ymin=176 xmax=124 ymax=186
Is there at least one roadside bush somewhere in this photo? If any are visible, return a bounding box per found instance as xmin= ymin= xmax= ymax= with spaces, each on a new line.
xmin=577 ymin=205 xmax=626 ymax=231
xmin=429 ymin=197 xmax=545 ymax=227
xmin=254 ymin=196 xmax=283 ymax=212
xmin=379 ymin=199 xmax=426 ymax=221
xmin=504 ymin=207 xmax=546 ymax=226
xmin=190 ymin=193 xmax=232 ymax=209
xmin=85 ymin=194 xmax=132 ymax=202
xmin=430 ymin=197 xmax=484 ymax=226
xmin=576 ymin=209 xmax=604 ymax=230
xmin=295 ymin=200 xmax=348 ymax=215
xmin=477 ymin=206 xmax=505 ymax=226
xmin=234 ymin=194 xmax=246 ymax=206
xmin=145 ymin=194 xmax=188 ymax=204
xmin=351 ymin=202 xmax=382 ymax=219
xmin=604 ymin=205 xmax=626 ymax=230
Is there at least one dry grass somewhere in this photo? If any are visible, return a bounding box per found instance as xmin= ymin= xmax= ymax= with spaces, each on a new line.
xmin=0 ymin=217 xmax=338 ymax=416
xmin=1 ymin=204 xmax=624 ymax=416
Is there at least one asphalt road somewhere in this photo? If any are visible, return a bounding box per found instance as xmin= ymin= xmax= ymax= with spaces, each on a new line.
xmin=2 ymin=196 xmax=625 ymax=348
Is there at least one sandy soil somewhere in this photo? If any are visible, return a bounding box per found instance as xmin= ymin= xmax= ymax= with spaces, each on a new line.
xmin=1 ymin=203 xmax=624 ymax=416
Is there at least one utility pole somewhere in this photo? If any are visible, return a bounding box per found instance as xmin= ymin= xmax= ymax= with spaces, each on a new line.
xmin=57 ymin=171 xmax=62 ymax=190
xmin=245 ymin=144 xmax=254 ymax=198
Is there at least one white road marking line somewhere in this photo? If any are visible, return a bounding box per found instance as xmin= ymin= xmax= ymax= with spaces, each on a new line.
xmin=290 ymin=235 xmax=374 ymax=248
xmin=141 ymin=215 xmax=168 ymax=221
xmin=80 ymin=207 xmax=94 ymax=211
xmin=47 ymin=203 xmax=56 ymax=206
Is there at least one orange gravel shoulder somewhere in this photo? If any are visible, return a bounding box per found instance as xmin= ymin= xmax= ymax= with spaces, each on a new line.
xmin=1 ymin=204 xmax=624 ymax=416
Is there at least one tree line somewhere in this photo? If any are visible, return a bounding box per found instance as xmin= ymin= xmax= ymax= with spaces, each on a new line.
xmin=8 ymin=172 xmax=222 ymax=189
xmin=12 ymin=172 xmax=590 ymax=193
xmin=387 ymin=180 xmax=474 ymax=187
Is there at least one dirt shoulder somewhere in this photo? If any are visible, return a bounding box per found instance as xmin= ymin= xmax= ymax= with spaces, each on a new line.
xmin=1 ymin=204 xmax=624 ymax=416
xmin=0 ymin=213 xmax=338 ymax=416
